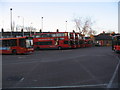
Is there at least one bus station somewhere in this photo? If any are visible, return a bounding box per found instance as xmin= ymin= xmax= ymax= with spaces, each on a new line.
xmin=1 ymin=1 xmax=120 ymax=90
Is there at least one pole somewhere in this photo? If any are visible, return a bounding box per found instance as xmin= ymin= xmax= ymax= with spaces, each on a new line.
xmin=10 ymin=8 xmax=12 ymax=37
xmin=41 ymin=17 xmax=43 ymax=31
xmin=66 ymin=21 xmax=67 ymax=32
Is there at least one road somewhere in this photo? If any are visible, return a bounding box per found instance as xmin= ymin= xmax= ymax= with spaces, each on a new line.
xmin=2 ymin=47 xmax=120 ymax=89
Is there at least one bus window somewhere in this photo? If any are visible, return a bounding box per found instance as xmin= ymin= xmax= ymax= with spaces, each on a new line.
xmin=26 ymin=39 xmax=33 ymax=48
xmin=51 ymin=34 xmax=56 ymax=37
xmin=19 ymin=39 xmax=26 ymax=47
xmin=65 ymin=33 xmax=67 ymax=36
xmin=47 ymin=34 xmax=52 ymax=37
xmin=41 ymin=34 xmax=52 ymax=38
xmin=10 ymin=39 xmax=17 ymax=46
xmin=2 ymin=40 xmax=11 ymax=47
xmin=1 ymin=39 xmax=17 ymax=50
xmin=35 ymin=41 xmax=52 ymax=45
xmin=36 ymin=35 xmax=41 ymax=38
xmin=32 ymin=35 xmax=41 ymax=38
xmin=56 ymin=33 xmax=65 ymax=37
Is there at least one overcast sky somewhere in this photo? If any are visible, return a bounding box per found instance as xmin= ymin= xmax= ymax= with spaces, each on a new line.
xmin=0 ymin=0 xmax=119 ymax=34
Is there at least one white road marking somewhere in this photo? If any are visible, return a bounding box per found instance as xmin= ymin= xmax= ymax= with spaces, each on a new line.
xmin=9 ymin=83 xmax=108 ymax=88
xmin=107 ymin=55 xmax=120 ymax=88
xmin=79 ymin=63 xmax=102 ymax=84
xmin=19 ymin=77 xmax=24 ymax=82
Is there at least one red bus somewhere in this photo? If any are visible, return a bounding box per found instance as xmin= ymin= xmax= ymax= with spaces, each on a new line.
xmin=32 ymin=32 xmax=71 ymax=50
xmin=77 ymin=34 xmax=85 ymax=48
xmin=112 ymin=35 xmax=120 ymax=53
xmin=79 ymin=39 xmax=85 ymax=48
xmin=75 ymin=33 xmax=81 ymax=48
xmin=69 ymin=32 xmax=76 ymax=48
xmin=0 ymin=36 xmax=34 ymax=54
xmin=84 ymin=39 xmax=93 ymax=47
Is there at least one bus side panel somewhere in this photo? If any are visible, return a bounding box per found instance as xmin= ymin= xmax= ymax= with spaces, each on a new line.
xmin=10 ymin=46 xmax=24 ymax=54
xmin=114 ymin=45 xmax=120 ymax=51
xmin=1 ymin=50 xmax=12 ymax=54
xmin=33 ymin=39 xmax=57 ymax=49
xmin=58 ymin=40 xmax=71 ymax=49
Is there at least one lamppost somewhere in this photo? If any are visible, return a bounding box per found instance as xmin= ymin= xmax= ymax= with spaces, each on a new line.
xmin=10 ymin=8 xmax=12 ymax=36
xmin=41 ymin=17 xmax=43 ymax=31
xmin=65 ymin=21 xmax=67 ymax=32
xmin=18 ymin=16 xmax=24 ymax=36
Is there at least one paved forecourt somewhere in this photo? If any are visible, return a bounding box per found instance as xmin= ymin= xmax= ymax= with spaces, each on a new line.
xmin=2 ymin=47 xmax=120 ymax=88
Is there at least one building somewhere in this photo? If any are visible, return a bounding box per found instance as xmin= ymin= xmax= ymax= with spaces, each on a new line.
xmin=94 ymin=33 xmax=112 ymax=46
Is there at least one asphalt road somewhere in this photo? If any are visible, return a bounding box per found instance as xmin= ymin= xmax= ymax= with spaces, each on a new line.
xmin=2 ymin=46 xmax=120 ymax=89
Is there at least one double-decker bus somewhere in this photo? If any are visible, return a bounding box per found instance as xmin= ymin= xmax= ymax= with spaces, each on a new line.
xmin=32 ymin=32 xmax=71 ymax=50
xmin=0 ymin=36 xmax=34 ymax=54
xmin=69 ymin=32 xmax=76 ymax=48
xmin=78 ymin=34 xmax=85 ymax=48
xmin=112 ymin=35 xmax=120 ymax=53
xmin=79 ymin=39 xmax=85 ymax=48
xmin=75 ymin=33 xmax=79 ymax=48
xmin=85 ymin=39 xmax=93 ymax=47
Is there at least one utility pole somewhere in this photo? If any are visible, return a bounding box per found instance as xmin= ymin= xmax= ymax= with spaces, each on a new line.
xmin=65 ymin=21 xmax=67 ymax=32
xmin=10 ymin=8 xmax=13 ymax=37
xmin=41 ymin=17 xmax=43 ymax=31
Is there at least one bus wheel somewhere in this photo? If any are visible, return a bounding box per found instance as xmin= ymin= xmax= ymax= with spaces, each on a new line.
xmin=12 ymin=49 xmax=17 ymax=55
xmin=58 ymin=46 xmax=62 ymax=50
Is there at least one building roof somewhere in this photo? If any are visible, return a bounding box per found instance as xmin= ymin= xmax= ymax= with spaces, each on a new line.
xmin=95 ymin=34 xmax=112 ymax=40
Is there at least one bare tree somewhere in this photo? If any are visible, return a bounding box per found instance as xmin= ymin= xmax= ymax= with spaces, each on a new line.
xmin=87 ymin=28 xmax=97 ymax=35
xmin=73 ymin=17 xmax=96 ymax=36
xmin=73 ymin=17 xmax=82 ymax=33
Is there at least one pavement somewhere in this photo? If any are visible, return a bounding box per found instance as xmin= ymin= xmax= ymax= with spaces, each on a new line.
xmin=2 ymin=46 xmax=120 ymax=89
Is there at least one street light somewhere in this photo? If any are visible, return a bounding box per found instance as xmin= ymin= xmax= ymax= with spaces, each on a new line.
xmin=65 ymin=21 xmax=67 ymax=32
xmin=41 ymin=17 xmax=43 ymax=31
xmin=10 ymin=8 xmax=12 ymax=36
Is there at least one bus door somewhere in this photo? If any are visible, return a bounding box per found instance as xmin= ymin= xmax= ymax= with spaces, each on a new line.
xmin=54 ymin=38 xmax=59 ymax=46
xmin=55 ymin=37 xmax=64 ymax=46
